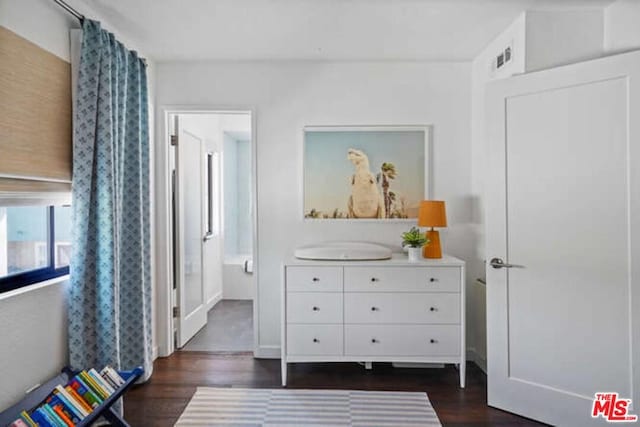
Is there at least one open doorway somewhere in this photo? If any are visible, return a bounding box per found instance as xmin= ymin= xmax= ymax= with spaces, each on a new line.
xmin=168 ymin=111 xmax=255 ymax=354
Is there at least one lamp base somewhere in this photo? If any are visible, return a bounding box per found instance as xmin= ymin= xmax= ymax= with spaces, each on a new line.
xmin=423 ymin=229 xmax=442 ymax=259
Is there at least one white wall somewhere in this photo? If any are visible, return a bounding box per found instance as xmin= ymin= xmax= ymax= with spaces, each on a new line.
xmin=605 ymin=0 xmax=640 ymax=54
xmin=223 ymin=134 xmax=239 ymax=256
xmin=157 ymin=61 xmax=472 ymax=355
xmin=525 ymin=10 xmax=603 ymax=72
xmin=0 ymin=279 xmax=68 ymax=410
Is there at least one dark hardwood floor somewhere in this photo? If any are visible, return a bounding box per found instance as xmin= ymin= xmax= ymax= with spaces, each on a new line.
xmin=124 ymin=352 xmax=545 ymax=426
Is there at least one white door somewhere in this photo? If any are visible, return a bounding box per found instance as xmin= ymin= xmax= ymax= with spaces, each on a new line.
xmin=486 ymin=51 xmax=640 ymax=426
xmin=174 ymin=116 xmax=208 ymax=348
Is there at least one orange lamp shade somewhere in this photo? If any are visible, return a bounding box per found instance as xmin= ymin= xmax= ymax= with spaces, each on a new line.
xmin=417 ymin=200 xmax=447 ymax=228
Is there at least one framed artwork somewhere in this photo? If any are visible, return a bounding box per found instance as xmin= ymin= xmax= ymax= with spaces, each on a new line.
xmin=303 ymin=126 xmax=430 ymax=220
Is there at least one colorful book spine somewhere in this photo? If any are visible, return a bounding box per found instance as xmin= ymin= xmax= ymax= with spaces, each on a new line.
xmin=51 ymin=404 xmax=75 ymax=427
xmin=88 ymin=368 xmax=115 ymax=395
xmin=79 ymin=371 xmax=108 ymax=400
xmin=52 ymin=386 xmax=86 ymax=420
xmin=41 ymin=404 xmax=66 ymax=427
xmin=70 ymin=377 xmax=102 ymax=407
xmin=57 ymin=385 xmax=91 ymax=417
xmin=65 ymin=385 xmax=93 ymax=415
xmin=31 ymin=407 xmax=55 ymax=427
xmin=19 ymin=411 xmax=37 ymax=427
xmin=100 ymin=365 xmax=125 ymax=390
xmin=46 ymin=394 xmax=81 ymax=425
xmin=33 ymin=407 xmax=57 ymax=427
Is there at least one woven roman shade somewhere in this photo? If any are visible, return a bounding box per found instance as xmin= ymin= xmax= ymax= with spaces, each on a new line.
xmin=0 ymin=26 xmax=72 ymax=192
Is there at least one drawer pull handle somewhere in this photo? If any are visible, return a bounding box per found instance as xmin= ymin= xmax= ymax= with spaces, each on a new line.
xmin=370 ymin=277 xmax=379 ymax=282
xmin=429 ymin=307 xmax=437 ymax=312
xmin=313 ymin=338 xmax=319 ymax=343
xmin=370 ymin=307 xmax=378 ymax=311
xmin=429 ymin=277 xmax=437 ymax=283
xmin=371 ymin=338 xmax=378 ymax=343
xmin=312 ymin=306 xmax=320 ymax=311
xmin=429 ymin=339 xmax=438 ymax=344
xmin=312 ymin=277 xmax=320 ymax=282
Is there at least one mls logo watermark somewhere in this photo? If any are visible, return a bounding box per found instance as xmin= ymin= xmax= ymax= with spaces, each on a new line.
xmin=592 ymin=393 xmax=638 ymax=423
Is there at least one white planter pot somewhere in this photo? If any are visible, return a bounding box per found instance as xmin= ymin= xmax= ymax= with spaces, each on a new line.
xmin=407 ymin=247 xmax=422 ymax=262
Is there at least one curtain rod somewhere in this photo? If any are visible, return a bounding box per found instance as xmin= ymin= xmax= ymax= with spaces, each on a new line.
xmin=52 ymin=0 xmax=85 ymax=23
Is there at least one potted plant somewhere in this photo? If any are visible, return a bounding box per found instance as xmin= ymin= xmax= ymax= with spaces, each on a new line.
xmin=402 ymin=226 xmax=429 ymax=262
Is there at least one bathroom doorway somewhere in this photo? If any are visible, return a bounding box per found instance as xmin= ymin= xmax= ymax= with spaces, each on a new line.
xmin=168 ymin=110 xmax=255 ymax=354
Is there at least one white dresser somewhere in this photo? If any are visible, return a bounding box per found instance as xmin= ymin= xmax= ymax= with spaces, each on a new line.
xmin=281 ymin=254 xmax=466 ymax=387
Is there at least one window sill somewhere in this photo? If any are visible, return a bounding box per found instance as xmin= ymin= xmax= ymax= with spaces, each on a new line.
xmin=0 ymin=274 xmax=69 ymax=302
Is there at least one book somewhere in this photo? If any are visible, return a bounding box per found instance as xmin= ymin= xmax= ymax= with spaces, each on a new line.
xmin=52 ymin=386 xmax=86 ymax=420
xmin=31 ymin=407 xmax=55 ymax=427
xmin=19 ymin=411 xmax=37 ymax=427
xmin=41 ymin=403 xmax=67 ymax=427
xmin=88 ymin=368 xmax=115 ymax=395
xmin=51 ymin=404 xmax=75 ymax=427
xmin=69 ymin=376 xmax=102 ymax=407
xmin=64 ymin=386 xmax=93 ymax=415
xmin=101 ymin=366 xmax=125 ymax=387
xmin=79 ymin=371 xmax=109 ymax=400
xmin=56 ymin=385 xmax=91 ymax=417
xmin=100 ymin=372 xmax=119 ymax=390
xmin=46 ymin=393 xmax=81 ymax=425
xmin=31 ymin=408 xmax=56 ymax=427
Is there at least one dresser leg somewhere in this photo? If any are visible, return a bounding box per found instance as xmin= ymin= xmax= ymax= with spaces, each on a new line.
xmin=281 ymin=360 xmax=287 ymax=386
xmin=364 ymin=362 xmax=372 ymax=370
xmin=460 ymin=362 xmax=466 ymax=388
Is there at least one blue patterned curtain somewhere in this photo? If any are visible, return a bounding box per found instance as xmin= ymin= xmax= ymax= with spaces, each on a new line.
xmin=69 ymin=20 xmax=152 ymax=379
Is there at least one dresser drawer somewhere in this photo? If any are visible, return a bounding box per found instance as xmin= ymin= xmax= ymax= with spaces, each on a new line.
xmin=344 ymin=266 xmax=459 ymax=292
xmin=344 ymin=325 xmax=460 ymax=357
xmin=286 ymin=325 xmax=344 ymax=356
xmin=287 ymin=292 xmax=343 ymax=324
xmin=344 ymin=293 xmax=460 ymax=324
xmin=286 ymin=266 xmax=343 ymax=292
xmin=415 ymin=267 xmax=461 ymax=292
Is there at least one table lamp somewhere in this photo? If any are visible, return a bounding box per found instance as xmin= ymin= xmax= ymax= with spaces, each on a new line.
xmin=417 ymin=200 xmax=447 ymax=259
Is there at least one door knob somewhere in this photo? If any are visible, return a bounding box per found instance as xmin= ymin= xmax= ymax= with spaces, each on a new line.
xmin=490 ymin=258 xmax=525 ymax=269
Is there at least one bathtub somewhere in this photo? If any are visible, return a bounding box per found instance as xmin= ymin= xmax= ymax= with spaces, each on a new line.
xmin=222 ymin=255 xmax=254 ymax=300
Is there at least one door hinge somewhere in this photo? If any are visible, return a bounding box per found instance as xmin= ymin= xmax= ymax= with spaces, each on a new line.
xmin=170 ymin=135 xmax=178 ymax=146
xmin=173 ymin=306 xmax=180 ymax=317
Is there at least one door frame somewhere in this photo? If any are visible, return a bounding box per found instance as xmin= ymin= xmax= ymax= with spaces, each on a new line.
xmin=155 ymin=105 xmax=259 ymax=357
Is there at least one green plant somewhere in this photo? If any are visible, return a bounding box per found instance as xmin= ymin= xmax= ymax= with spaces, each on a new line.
xmin=402 ymin=226 xmax=429 ymax=248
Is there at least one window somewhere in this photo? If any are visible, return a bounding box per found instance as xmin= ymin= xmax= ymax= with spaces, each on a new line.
xmin=0 ymin=205 xmax=71 ymax=292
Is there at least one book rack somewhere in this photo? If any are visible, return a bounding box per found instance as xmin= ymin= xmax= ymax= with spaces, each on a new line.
xmin=0 ymin=366 xmax=143 ymax=427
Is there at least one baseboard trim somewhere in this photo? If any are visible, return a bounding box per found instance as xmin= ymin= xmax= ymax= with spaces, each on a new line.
xmin=467 ymin=348 xmax=487 ymax=374
xmin=206 ymin=291 xmax=223 ymax=312
xmin=152 ymin=345 xmax=159 ymax=361
xmin=254 ymin=345 xmax=281 ymax=359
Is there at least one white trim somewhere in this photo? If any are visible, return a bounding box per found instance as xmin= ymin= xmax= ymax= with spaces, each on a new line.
xmin=255 ymin=345 xmax=281 ymax=359
xmin=206 ymin=291 xmax=222 ymax=312
xmin=0 ymin=174 xmax=72 ymax=184
xmin=467 ymin=348 xmax=487 ymax=374
xmin=0 ymin=274 xmax=69 ymax=301
xmin=300 ymin=125 xmax=432 ymax=222
xmin=155 ymin=105 xmax=258 ymax=358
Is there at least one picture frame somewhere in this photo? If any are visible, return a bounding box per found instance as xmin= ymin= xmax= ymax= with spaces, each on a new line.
xmin=303 ymin=125 xmax=431 ymax=221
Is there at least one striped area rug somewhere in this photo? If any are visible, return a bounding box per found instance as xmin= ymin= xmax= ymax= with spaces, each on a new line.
xmin=174 ymin=387 xmax=441 ymax=426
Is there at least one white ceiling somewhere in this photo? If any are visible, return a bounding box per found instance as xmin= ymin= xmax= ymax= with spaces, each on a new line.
xmin=76 ymin=0 xmax=615 ymax=62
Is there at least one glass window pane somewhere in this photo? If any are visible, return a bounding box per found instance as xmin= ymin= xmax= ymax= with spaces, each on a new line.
xmin=0 ymin=206 xmax=49 ymax=277
xmin=54 ymin=205 xmax=72 ymax=268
